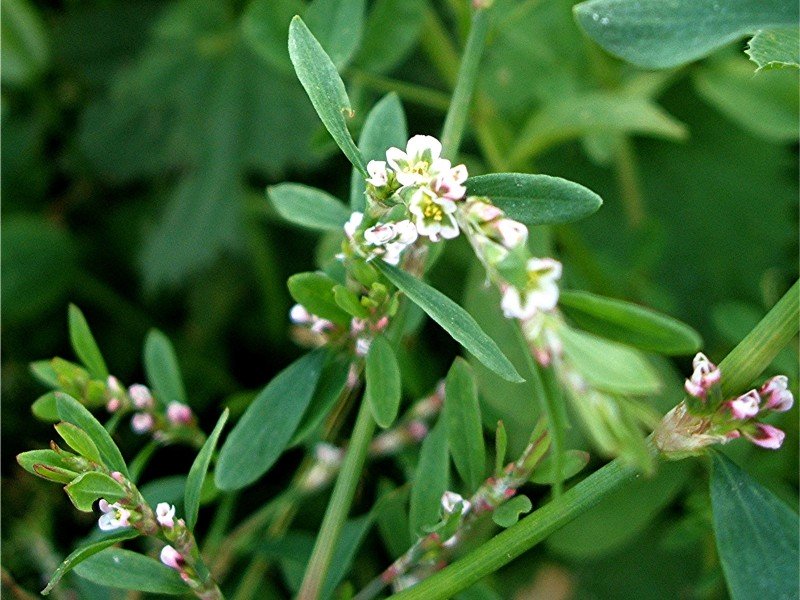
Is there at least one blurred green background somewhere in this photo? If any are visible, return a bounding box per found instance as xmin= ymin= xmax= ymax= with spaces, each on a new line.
xmin=2 ymin=0 xmax=797 ymax=598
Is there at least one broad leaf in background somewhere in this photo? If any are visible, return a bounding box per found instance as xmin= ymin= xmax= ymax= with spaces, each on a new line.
xmin=215 ymin=349 xmax=327 ymax=490
xmin=377 ymin=263 xmax=524 ymax=383
xmin=573 ymin=0 xmax=798 ymax=69
xmin=710 ymin=452 xmax=799 ymax=600
xmin=143 ymin=329 xmax=187 ymax=407
xmin=287 ymin=272 xmax=352 ymax=326
xmin=409 ymin=419 xmax=449 ymax=536
xmin=289 ymin=16 xmax=367 ymax=174
xmin=353 ymin=0 xmax=426 ymax=73
xmin=305 ymin=0 xmax=366 ymax=70
xmin=559 ymin=290 xmax=702 ymax=355
xmin=350 ymin=93 xmax=408 ymax=210
xmin=1 ymin=0 xmax=49 ymax=87
xmin=269 ymin=183 xmax=351 ymax=232
xmin=366 ymin=335 xmax=402 ymax=428
xmin=290 ymin=354 xmax=351 ymax=445
xmin=68 ymin=305 xmax=109 ymax=380
xmin=445 ymin=358 xmax=486 ymax=492
xmin=241 ymin=0 xmax=303 ymax=74
xmin=465 ymin=173 xmax=603 ymax=226
xmin=74 ymin=548 xmax=187 ymax=595
xmin=746 ymin=27 xmax=800 ymax=71
xmin=184 ymin=409 xmax=228 ymax=530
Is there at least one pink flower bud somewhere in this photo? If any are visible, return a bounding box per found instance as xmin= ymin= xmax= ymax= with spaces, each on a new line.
xmin=745 ymin=423 xmax=785 ymax=449
xmin=160 ymin=545 xmax=184 ymax=570
xmin=759 ymin=375 xmax=794 ymax=412
xmin=107 ymin=376 xmax=123 ymax=396
xmin=166 ymin=402 xmax=193 ymax=425
xmin=407 ymin=420 xmax=428 ymax=441
xmin=110 ymin=471 xmax=125 ymax=483
xmin=128 ymin=384 xmax=154 ymax=410
xmin=106 ymin=398 xmax=121 ymax=413
xmin=156 ymin=502 xmax=176 ymax=528
xmin=494 ymin=219 xmax=528 ymax=249
xmin=727 ymin=390 xmax=760 ymax=420
xmin=131 ymin=412 xmax=154 ymax=434
xmin=685 ymin=353 xmax=721 ymax=398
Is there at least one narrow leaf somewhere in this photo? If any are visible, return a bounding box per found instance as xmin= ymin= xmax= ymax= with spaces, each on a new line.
xmin=710 ymin=452 xmax=799 ymax=600
xmin=73 ymin=548 xmax=187 ymax=595
xmin=445 ymin=358 xmax=486 ymax=491
xmin=31 ymin=392 xmax=60 ymax=422
xmin=559 ymin=290 xmax=702 ymax=355
xmin=492 ymin=495 xmax=532 ymax=528
xmin=287 ymin=271 xmax=352 ymax=326
xmin=17 ymin=449 xmax=77 ymax=479
xmin=290 ymin=354 xmax=351 ymax=445
xmin=65 ymin=472 xmax=127 ymax=512
xmin=42 ymin=530 xmax=140 ymax=595
xmin=55 ymin=422 xmax=101 ymax=463
xmin=56 ymin=393 xmax=129 ymax=476
xmin=68 ymin=304 xmax=108 ymax=379
xmin=409 ymin=419 xmax=449 ymax=536
xmin=288 ymin=16 xmax=367 ymax=173
xmin=366 ymin=335 xmax=402 ymax=428
xmin=215 ymin=350 xmax=327 ymax=490
xmin=185 ymin=409 xmax=229 ymax=530
xmin=466 ymin=173 xmax=603 ymax=226
xmin=30 ymin=360 xmax=59 ymax=388
xmin=376 ymin=262 xmax=524 ymax=383
xmin=494 ymin=421 xmax=507 ymax=477
xmin=143 ymin=329 xmax=187 ymax=406
xmin=270 ymin=183 xmax=352 ymax=232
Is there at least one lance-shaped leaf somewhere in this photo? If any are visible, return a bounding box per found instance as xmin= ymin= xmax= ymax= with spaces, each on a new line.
xmin=56 ymin=393 xmax=129 ymax=476
xmin=710 ymin=452 xmax=799 ymax=600
xmin=290 ymin=353 xmax=351 ymax=445
xmin=270 ymin=183 xmax=352 ymax=232
xmin=17 ymin=449 xmax=79 ymax=482
xmin=74 ymin=548 xmax=187 ymax=595
xmin=65 ymin=472 xmax=127 ymax=512
xmin=144 ymin=329 xmax=187 ymax=407
xmin=185 ymin=409 xmax=229 ymax=530
xmin=376 ymin=263 xmax=524 ymax=383
xmin=54 ymin=422 xmax=101 ymax=463
xmin=747 ymin=27 xmax=800 ymax=71
xmin=287 ymin=271 xmax=352 ymax=326
xmin=216 ymin=349 xmax=327 ymax=490
xmin=288 ymin=15 xmax=367 ymax=173
xmin=68 ymin=304 xmax=108 ymax=380
xmin=42 ymin=529 xmax=141 ymax=595
xmin=573 ymin=0 xmax=798 ymax=69
xmin=409 ymin=419 xmax=449 ymax=536
xmin=31 ymin=391 xmax=60 ymax=422
xmin=466 ymin=173 xmax=603 ymax=226
xmin=366 ymin=335 xmax=402 ymax=428
xmin=445 ymin=358 xmax=486 ymax=491
xmin=559 ymin=290 xmax=702 ymax=355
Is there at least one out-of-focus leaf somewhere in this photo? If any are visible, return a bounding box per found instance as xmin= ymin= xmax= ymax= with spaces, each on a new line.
xmin=492 ymin=495 xmax=532 ymax=528
xmin=409 ymin=420 xmax=449 ymax=536
xmin=530 ymin=450 xmax=590 ymax=484
xmin=65 ymin=472 xmax=127 ymax=512
xmin=289 ymin=16 xmax=367 ymax=173
xmin=305 ymin=0 xmax=366 ymax=69
xmin=445 ymin=358 xmax=486 ymax=491
xmin=290 ymin=354 xmax=351 ymax=445
xmin=185 ymin=409 xmax=228 ymax=530
xmin=377 ymin=262 xmax=524 ymax=383
xmin=465 ymin=173 xmax=603 ymax=226
xmin=710 ymin=452 xmax=799 ymax=600
xmin=74 ymin=548 xmax=187 ymax=594
xmin=366 ymin=335 xmax=402 ymax=428
xmin=559 ymin=290 xmax=702 ymax=355
xmin=747 ymin=27 xmax=800 ymax=71
xmin=375 ymin=480 xmax=412 ymax=558
xmin=143 ymin=329 xmax=187 ymax=406
xmin=287 ymin=271 xmax=352 ymax=326
xmin=1 ymin=0 xmax=49 ymax=87
xmin=269 ymin=183 xmax=351 ymax=232
xmin=573 ymin=0 xmax=797 ymax=69
xmin=32 ymin=392 xmax=60 ymax=422
xmin=350 ymin=93 xmax=408 ymax=210
xmin=215 ymin=350 xmax=327 ymax=490
xmin=354 ymin=0 xmax=426 ymax=73
xmin=1 ymin=215 xmax=78 ymax=324
xmin=68 ymin=305 xmax=108 ymax=380
xmin=241 ymin=0 xmax=303 ymax=74
xmin=693 ymin=56 xmax=799 ymax=143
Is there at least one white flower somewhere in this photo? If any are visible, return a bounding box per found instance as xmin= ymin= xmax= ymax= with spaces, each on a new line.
xmin=363 ymin=220 xmax=419 ymax=265
xmin=156 ymin=502 xmax=176 ymax=528
xmin=160 ymin=545 xmax=184 ymax=571
xmin=500 ymin=258 xmax=562 ymax=320
xmin=760 ymin=375 xmax=794 ymax=412
xmin=131 ymin=412 xmax=154 ymax=434
xmin=685 ymin=352 xmax=721 ymax=398
xmin=290 ymin=304 xmax=312 ymax=324
xmin=166 ymin=402 xmax=193 ymax=425
xmin=366 ymin=160 xmax=389 ymax=187
xmin=364 ymin=223 xmax=397 ymax=246
xmin=431 ymin=164 xmax=468 ymax=200
xmin=98 ymin=499 xmax=131 ymax=531
xmin=355 ymin=338 xmax=371 ymax=356
xmin=494 ymin=219 xmax=528 ymax=249
xmin=386 ymin=135 xmax=450 ymax=187
xmin=408 ymin=187 xmax=459 ymax=242
xmin=128 ymin=384 xmax=154 ymax=410
xmin=441 ymin=491 xmax=471 ymax=515
xmin=314 ymin=442 xmax=344 ymax=466
xmin=466 ymin=199 xmax=503 ymax=223
xmin=344 ymin=212 xmax=364 ymax=239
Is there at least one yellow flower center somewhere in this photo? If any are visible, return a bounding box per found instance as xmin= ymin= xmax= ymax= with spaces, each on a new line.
xmin=422 ymin=199 xmax=444 ymax=221
xmin=411 ymin=160 xmax=429 ymax=175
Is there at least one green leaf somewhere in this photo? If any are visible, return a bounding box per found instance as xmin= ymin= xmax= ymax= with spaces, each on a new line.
xmin=492 ymin=495 xmax=532 ymax=528
xmin=710 ymin=452 xmax=799 ymax=600
xmin=445 ymin=359 xmax=486 ymax=491
xmin=747 ymin=27 xmax=800 ymax=71
xmin=42 ymin=530 xmax=141 ymax=595
xmin=65 ymin=472 xmax=127 ymax=512
xmin=559 ymin=290 xmax=702 ymax=355
xmin=185 ymin=409 xmax=229 ymax=530
xmin=32 ymin=392 xmax=60 ymax=422
xmin=354 ymin=0 xmax=426 ymax=74
xmin=67 ymin=305 xmax=108 ymax=380
xmin=349 ymin=93 xmax=408 ymax=210
xmin=366 ymin=335 xmax=402 ymax=428
xmin=287 ymin=271 xmax=352 ymax=326
xmin=1 ymin=0 xmax=49 ymax=87
xmin=55 ymin=422 xmax=101 ymax=464
xmin=30 ymin=361 xmax=60 ymax=388
xmin=465 ymin=173 xmax=603 ymax=226
xmin=333 ymin=285 xmax=370 ymax=318
xmin=73 ymin=548 xmax=187 ymax=595
xmin=573 ymin=0 xmax=798 ymax=69
xmin=269 ymin=183 xmax=352 ymax=232
xmin=494 ymin=421 xmax=507 ymax=477
xmin=56 ymin=393 xmax=129 ymax=477
xmin=510 ymin=93 xmax=687 ymax=164
xmin=290 ymin=354 xmax=351 ymax=445
xmin=289 ymin=15 xmax=367 ymax=173
xmin=559 ymin=326 xmax=661 ymax=396
xmin=143 ymin=329 xmax=187 ymax=406
xmin=376 ymin=262 xmax=524 ymax=383
xmin=215 ymin=349 xmax=327 ymax=490
xmin=530 ymin=450 xmax=590 ymax=485
xmin=241 ymin=0 xmax=304 ymax=74
xmin=409 ymin=419 xmax=449 ymax=536
xmin=305 ymin=0 xmax=366 ymax=69
xmin=17 ymin=449 xmax=78 ymax=481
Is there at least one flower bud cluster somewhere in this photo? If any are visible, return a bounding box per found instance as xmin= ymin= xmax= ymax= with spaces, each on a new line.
xmin=117 ymin=382 xmax=199 ymax=445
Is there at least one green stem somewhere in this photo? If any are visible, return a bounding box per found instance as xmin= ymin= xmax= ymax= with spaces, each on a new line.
xmin=296 ymin=399 xmax=377 ymax=599
xmin=420 ymin=7 xmax=461 ymax=86
xmin=440 ymin=8 xmax=491 ymax=158
xmin=614 ymin=137 xmax=645 ymax=228
xmin=348 ymin=69 xmax=451 ymax=112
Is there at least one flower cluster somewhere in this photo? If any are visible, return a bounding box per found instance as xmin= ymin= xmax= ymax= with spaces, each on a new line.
xmin=114 ymin=382 xmax=197 ymax=442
